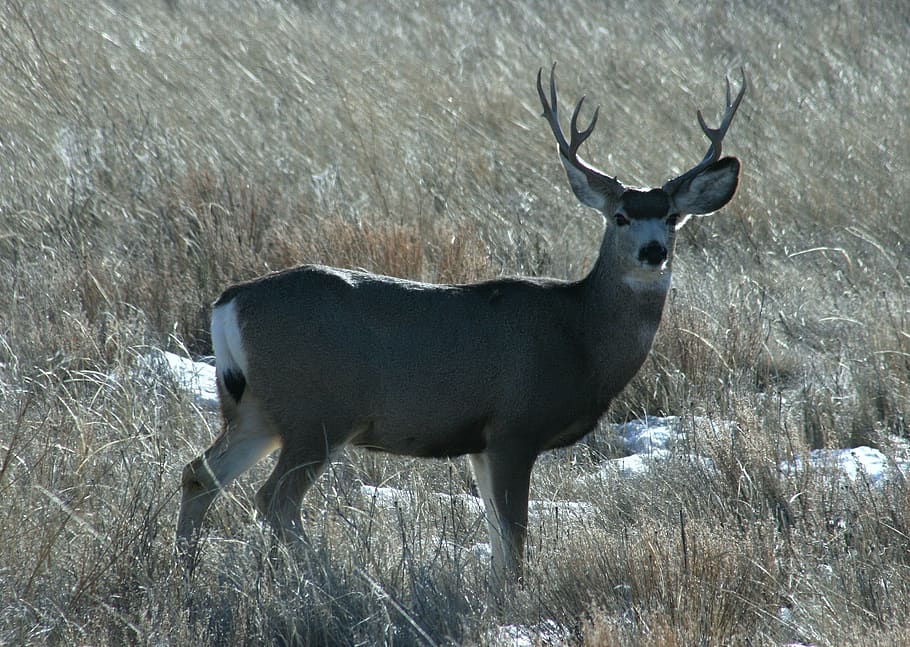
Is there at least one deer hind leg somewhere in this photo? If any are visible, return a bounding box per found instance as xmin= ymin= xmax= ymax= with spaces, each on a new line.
xmin=254 ymin=429 xmax=333 ymax=542
xmin=176 ymin=399 xmax=280 ymax=562
xmin=469 ymin=449 xmax=536 ymax=583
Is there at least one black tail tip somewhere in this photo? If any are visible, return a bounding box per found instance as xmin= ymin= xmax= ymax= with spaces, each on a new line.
xmin=222 ymin=368 xmax=247 ymax=403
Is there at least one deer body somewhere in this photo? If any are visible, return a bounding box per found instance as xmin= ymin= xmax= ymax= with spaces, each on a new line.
xmin=178 ymin=65 xmax=746 ymax=581
xmin=215 ymin=247 xmax=664 ymax=455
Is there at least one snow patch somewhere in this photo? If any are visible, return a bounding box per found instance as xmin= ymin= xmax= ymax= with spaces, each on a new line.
xmin=613 ymin=416 xmax=682 ymax=454
xmin=156 ymin=350 xmax=219 ymax=410
xmin=358 ymin=485 xmax=593 ymax=520
xmin=780 ymin=446 xmax=907 ymax=487
xmin=489 ymin=620 xmax=568 ymax=647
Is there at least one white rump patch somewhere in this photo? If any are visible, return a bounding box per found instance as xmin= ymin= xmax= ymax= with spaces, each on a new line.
xmin=211 ymin=299 xmax=249 ymax=377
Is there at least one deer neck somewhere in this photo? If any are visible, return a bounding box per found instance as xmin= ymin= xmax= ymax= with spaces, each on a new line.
xmin=580 ymin=232 xmax=672 ymax=402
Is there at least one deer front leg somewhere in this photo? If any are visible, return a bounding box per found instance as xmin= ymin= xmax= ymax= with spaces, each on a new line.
xmin=469 ymin=449 xmax=536 ymax=583
xmin=176 ymin=408 xmax=280 ymax=570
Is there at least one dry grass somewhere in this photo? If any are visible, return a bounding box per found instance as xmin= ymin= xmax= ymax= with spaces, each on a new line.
xmin=2 ymin=0 xmax=910 ymax=644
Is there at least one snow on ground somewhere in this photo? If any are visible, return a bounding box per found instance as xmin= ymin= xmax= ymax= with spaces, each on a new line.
xmin=613 ymin=416 xmax=682 ymax=455
xmin=149 ymin=350 xmax=219 ymax=410
xmin=359 ymin=484 xmax=596 ymax=520
xmin=780 ymin=445 xmax=908 ymax=487
xmin=487 ymin=620 xmax=568 ymax=647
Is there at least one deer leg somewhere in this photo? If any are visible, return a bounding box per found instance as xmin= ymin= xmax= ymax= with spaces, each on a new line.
xmin=254 ymin=441 xmax=329 ymax=542
xmin=177 ymin=406 xmax=280 ymax=564
xmin=469 ymin=449 xmax=536 ymax=583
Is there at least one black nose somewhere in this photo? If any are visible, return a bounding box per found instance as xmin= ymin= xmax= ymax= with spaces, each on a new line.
xmin=638 ymin=241 xmax=668 ymax=266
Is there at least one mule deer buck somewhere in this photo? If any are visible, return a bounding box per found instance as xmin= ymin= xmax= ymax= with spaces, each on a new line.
xmin=177 ymin=64 xmax=746 ymax=581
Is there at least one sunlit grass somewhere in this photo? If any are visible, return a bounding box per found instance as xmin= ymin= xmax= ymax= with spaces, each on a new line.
xmin=1 ymin=0 xmax=909 ymax=644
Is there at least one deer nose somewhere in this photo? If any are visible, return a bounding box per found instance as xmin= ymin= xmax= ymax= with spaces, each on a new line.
xmin=638 ymin=241 xmax=668 ymax=266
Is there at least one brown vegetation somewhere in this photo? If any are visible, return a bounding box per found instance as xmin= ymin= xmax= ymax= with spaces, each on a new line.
xmin=1 ymin=0 xmax=909 ymax=644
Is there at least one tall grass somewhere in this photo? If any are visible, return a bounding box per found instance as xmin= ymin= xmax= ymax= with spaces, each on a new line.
xmin=2 ymin=0 xmax=909 ymax=644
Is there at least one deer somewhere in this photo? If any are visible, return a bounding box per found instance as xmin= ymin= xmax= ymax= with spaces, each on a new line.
xmin=177 ymin=64 xmax=746 ymax=582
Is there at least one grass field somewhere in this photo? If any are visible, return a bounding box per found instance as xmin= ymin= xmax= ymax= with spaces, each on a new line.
xmin=2 ymin=0 xmax=910 ymax=644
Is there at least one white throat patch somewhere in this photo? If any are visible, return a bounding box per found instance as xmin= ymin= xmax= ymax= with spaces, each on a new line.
xmin=622 ymin=270 xmax=671 ymax=292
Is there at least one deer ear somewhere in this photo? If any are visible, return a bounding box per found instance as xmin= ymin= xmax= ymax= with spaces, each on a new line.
xmin=559 ymin=155 xmax=624 ymax=212
xmin=561 ymin=156 xmax=605 ymax=210
xmin=670 ymin=157 xmax=740 ymax=215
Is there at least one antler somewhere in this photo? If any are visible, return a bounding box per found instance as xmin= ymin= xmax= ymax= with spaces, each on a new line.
xmin=537 ymin=64 xmax=624 ymax=204
xmin=663 ymin=69 xmax=747 ymax=194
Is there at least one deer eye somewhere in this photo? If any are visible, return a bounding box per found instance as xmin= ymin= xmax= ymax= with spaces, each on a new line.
xmin=666 ymin=214 xmax=680 ymax=229
xmin=614 ymin=213 xmax=630 ymax=227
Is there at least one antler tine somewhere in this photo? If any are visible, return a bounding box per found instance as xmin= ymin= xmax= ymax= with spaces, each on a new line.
xmin=697 ymin=68 xmax=747 ymax=162
xmin=537 ymin=63 xmax=622 ymax=201
xmin=537 ymin=64 xmax=568 ymax=154
xmin=537 ymin=64 xmax=573 ymax=159
xmin=537 ymin=64 xmax=600 ymax=162
xmin=664 ymin=67 xmax=746 ymax=193
xmin=570 ymin=97 xmax=599 ymax=153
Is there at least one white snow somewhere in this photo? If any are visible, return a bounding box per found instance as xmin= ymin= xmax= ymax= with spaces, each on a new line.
xmin=613 ymin=415 xmax=682 ymax=454
xmin=360 ymin=484 xmax=415 ymax=511
xmin=489 ymin=620 xmax=568 ymax=647
xmin=155 ymin=350 xmax=219 ymax=410
xmin=780 ymin=445 xmax=908 ymax=487
xmin=358 ymin=484 xmax=595 ymax=520
xmin=528 ymin=498 xmax=596 ymax=519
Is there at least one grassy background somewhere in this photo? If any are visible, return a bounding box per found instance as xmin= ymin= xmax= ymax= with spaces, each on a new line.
xmin=1 ymin=0 xmax=909 ymax=644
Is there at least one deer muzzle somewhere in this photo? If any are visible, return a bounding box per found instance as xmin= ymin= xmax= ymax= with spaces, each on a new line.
xmin=638 ymin=241 xmax=668 ymax=267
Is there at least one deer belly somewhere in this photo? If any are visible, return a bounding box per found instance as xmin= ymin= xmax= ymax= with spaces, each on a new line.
xmin=539 ymin=416 xmax=600 ymax=451
xmin=352 ymin=415 xmax=488 ymax=458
